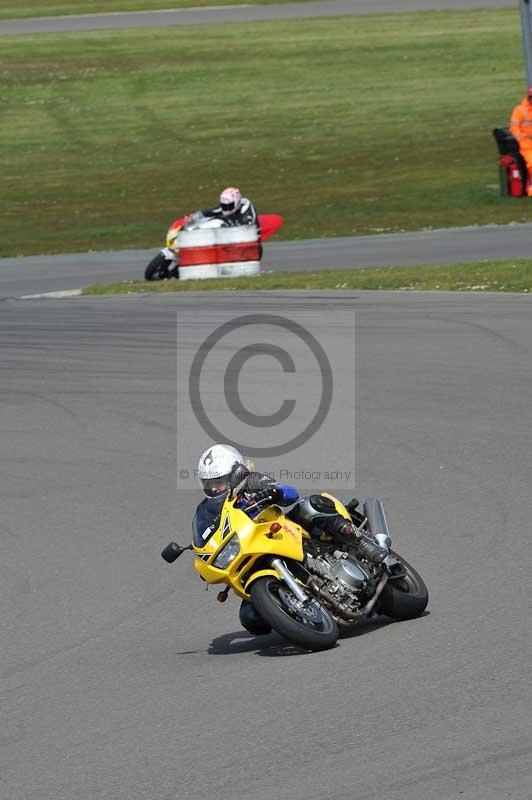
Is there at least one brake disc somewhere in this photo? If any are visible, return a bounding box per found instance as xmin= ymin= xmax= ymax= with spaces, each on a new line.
xmin=278 ymin=586 xmax=323 ymax=623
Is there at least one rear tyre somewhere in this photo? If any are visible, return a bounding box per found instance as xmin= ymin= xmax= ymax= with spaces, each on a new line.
xmin=250 ymin=576 xmax=338 ymax=651
xmin=378 ymin=552 xmax=428 ymax=620
xmin=145 ymin=253 xmax=171 ymax=281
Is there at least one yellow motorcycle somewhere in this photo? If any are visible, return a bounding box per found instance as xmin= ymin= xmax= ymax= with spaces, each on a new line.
xmin=161 ymin=486 xmax=428 ymax=652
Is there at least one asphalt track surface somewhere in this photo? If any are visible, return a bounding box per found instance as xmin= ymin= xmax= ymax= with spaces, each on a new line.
xmin=2 ymin=3 xmax=531 ymax=799
xmin=0 ymin=0 xmax=516 ymax=35
xmin=2 ymin=289 xmax=531 ymax=800
xmin=3 ymin=222 xmax=532 ymax=298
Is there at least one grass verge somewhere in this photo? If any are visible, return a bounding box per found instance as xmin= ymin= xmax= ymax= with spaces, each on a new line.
xmin=2 ymin=9 xmax=531 ymax=257
xmin=82 ymin=259 xmax=532 ymax=295
xmin=0 ymin=0 xmax=310 ymax=21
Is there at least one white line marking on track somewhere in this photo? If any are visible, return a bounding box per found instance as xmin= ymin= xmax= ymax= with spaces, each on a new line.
xmin=20 ymin=289 xmax=82 ymax=299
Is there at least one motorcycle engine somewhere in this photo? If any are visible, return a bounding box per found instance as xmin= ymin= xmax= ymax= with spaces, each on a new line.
xmin=331 ymin=558 xmax=369 ymax=590
xmin=304 ymin=549 xmax=373 ymax=617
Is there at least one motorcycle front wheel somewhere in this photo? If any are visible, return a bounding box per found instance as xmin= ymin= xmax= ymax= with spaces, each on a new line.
xmin=250 ymin=576 xmax=338 ymax=651
xmin=378 ymin=552 xmax=428 ymax=620
xmin=144 ymin=253 xmax=174 ymax=281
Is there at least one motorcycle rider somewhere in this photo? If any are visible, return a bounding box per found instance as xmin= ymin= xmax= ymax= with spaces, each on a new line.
xmin=170 ymin=188 xmax=260 ymax=277
xmin=201 ymin=187 xmax=260 ymax=235
xmin=193 ymin=444 xmax=389 ymax=636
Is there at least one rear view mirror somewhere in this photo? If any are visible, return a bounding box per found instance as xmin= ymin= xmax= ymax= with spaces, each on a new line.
xmin=229 ymin=462 xmax=249 ymax=494
xmin=161 ymin=542 xmax=191 ymax=563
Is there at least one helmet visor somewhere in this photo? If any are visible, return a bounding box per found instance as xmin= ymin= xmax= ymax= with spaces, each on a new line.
xmin=220 ymin=201 xmax=236 ymax=215
xmin=201 ymin=475 xmax=230 ymax=498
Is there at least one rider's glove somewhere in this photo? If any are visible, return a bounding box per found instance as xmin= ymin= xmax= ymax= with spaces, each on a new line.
xmin=245 ymin=472 xmax=281 ymax=503
xmin=256 ymin=482 xmax=282 ymax=503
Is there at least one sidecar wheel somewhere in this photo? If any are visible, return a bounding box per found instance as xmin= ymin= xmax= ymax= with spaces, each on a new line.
xmin=145 ymin=253 xmax=171 ymax=281
xmin=250 ymin=576 xmax=338 ymax=651
xmin=378 ymin=552 xmax=428 ymax=620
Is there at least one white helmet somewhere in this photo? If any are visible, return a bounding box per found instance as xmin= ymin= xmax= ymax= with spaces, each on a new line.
xmin=197 ymin=444 xmax=244 ymax=498
xmin=219 ymin=187 xmax=242 ymax=216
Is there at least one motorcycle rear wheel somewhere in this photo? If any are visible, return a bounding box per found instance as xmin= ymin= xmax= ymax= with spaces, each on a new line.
xmin=250 ymin=576 xmax=338 ymax=651
xmin=144 ymin=253 xmax=174 ymax=281
xmin=378 ymin=552 xmax=428 ymax=620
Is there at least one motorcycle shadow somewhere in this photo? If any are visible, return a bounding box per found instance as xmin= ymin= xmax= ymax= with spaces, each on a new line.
xmin=208 ymin=613 xmax=418 ymax=656
xmin=337 ymin=614 xmax=395 ymax=639
xmin=338 ymin=610 xmax=430 ymax=639
xmin=208 ymin=630 xmax=313 ymax=658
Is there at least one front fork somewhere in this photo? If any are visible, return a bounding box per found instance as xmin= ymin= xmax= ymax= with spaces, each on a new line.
xmin=271 ymin=558 xmax=309 ymax=603
xmin=161 ymin=247 xmax=179 ymax=268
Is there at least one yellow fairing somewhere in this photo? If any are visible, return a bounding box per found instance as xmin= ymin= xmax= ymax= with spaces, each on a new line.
xmin=243 ymin=568 xmax=280 ymax=592
xmin=322 ymin=492 xmax=351 ymax=520
xmin=193 ymin=498 xmax=307 ymax=600
xmin=166 ymin=223 xmax=182 ymax=250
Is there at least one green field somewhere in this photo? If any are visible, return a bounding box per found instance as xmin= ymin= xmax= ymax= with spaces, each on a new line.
xmin=0 ymin=0 xmax=307 ymax=20
xmin=2 ymin=9 xmax=531 ymax=258
xmin=83 ymin=259 xmax=532 ymax=295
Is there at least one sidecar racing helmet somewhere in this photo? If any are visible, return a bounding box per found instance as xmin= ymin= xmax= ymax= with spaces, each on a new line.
xmin=197 ymin=444 xmax=244 ymax=498
xmin=219 ymin=187 xmax=242 ymax=216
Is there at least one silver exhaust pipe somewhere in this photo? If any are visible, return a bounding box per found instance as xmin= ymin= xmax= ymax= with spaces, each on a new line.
xmin=363 ymin=496 xmax=391 ymax=550
xmin=308 ymin=571 xmax=388 ymax=622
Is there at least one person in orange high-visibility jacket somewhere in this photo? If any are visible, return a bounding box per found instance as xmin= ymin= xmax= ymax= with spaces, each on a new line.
xmin=510 ymin=86 xmax=532 ymax=196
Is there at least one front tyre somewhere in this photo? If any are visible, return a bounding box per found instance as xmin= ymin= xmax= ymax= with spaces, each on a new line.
xmin=250 ymin=576 xmax=338 ymax=651
xmin=378 ymin=552 xmax=428 ymax=620
xmin=145 ymin=253 xmax=172 ymax=281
